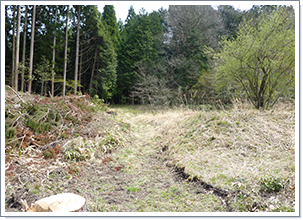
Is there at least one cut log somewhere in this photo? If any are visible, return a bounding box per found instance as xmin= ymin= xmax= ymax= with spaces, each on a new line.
xmin=26 ymin=193 xmax=85 ymax=212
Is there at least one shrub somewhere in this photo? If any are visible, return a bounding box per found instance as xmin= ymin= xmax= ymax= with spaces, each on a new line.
xmin=65 ymin=147 xmax=91 ymax=161
xmin=259 ymin=175 xmax=286 ymax=193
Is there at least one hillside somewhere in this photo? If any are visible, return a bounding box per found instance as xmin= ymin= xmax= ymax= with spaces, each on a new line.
xmin=5 ymin=87 xmax=295 ymax=213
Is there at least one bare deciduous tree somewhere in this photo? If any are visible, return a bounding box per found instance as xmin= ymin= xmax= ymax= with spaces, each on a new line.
xmin=133 ymin=63 xmax=171 ymax=106
xmin=164 ymin=6 xmax=222 ymax=91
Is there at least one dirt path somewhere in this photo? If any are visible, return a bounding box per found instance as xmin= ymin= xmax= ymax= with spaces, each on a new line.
xmin=5 ymin=90 xmax=295 ymax=213
xmin=79 ymin=107 xmax=230 ymax=212
xmin=5 ymin=107 xmax=223 ymax=213
xmin=6 ymin=105 xmax=279 ymax=213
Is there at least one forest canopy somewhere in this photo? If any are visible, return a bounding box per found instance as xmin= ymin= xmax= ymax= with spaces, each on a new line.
xmin=5 ymin=5 xmax=295 ymax=108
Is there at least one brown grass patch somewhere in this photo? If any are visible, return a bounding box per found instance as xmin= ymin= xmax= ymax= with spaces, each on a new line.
xmin=114 ymin=100 xmax=295 ymax=211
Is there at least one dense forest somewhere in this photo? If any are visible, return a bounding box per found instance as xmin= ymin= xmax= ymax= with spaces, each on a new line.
xmin=5 ymin=5 xmax=295 ymax=109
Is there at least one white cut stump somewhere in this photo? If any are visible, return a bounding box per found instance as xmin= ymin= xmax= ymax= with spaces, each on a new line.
xmin=26 ymin=193 xmax=86 ymax=212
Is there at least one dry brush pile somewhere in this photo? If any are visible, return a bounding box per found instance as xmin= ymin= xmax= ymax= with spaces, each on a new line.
xmin=4 ymin=86 xmax=127 ymax=212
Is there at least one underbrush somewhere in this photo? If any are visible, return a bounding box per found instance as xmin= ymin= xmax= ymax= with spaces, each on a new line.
xmin=5 ymin=89 xmax=108 ymax=155
xmin=5 ymin=89 xmax=130 ymax=213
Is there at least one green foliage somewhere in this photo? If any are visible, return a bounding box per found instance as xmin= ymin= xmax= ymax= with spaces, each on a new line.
xmin=25 ymin=117 xmax=53 ymax=133
xmin=65 ymin=147 xmax=91 ymax=161
xmin=77 ymin=5 xmax=118 ymax=101
xmin=217 ymin=5 xmax=243 ymax=40
xmin=8 ymin=4 xmax=296 ymax=108
xmin=229 ymin=195 xmax=256 ymax=212
xmin=115 ymin=7 xmax=165 ymax=103
xmin=91 ymin=94 xmax=107 ymax=112
xmin=5 ymin=127 xmax=17 ymax=139
xmin=259 ymin=175 xmax=286 ymax=193
xmin=95 ymin=38 xmax=117 ymax=100
xmin=272 ymin=206 xmax=295 ymax=212
xmin=34 ymin=56 xmax=53 ymax=95
xmin=55 ymin=77 xmax=83 ymax=95
xmin=215 ymin=8 xmax=295 ymax=109
xmin=100 ymin=130 xmax=124 ymax=151
xmin=191 ymin=68 xmax=217 ymax=104
xmin=102 ymin=5 xmax=121 ymax=52
xmin=126 ymin=186 xmax=140 ymax=192
xmin=20 ymin=99 xmax=89 ymax=134
xmin=43 ymin=148 xmax=56 ymax=159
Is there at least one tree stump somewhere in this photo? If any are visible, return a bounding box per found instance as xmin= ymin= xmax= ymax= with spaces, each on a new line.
xmin=26 ymin=193 xmax=86 ymax=212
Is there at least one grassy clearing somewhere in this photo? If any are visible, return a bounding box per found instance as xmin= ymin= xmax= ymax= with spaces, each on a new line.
xmin=5 ymin=89 xmax=295 ymax=213
xmin=113 ymin=99 xmax=295 ymax=212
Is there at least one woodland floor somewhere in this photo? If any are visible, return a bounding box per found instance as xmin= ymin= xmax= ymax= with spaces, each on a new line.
xmin=4 ymin=90 xmax=296 ymax=214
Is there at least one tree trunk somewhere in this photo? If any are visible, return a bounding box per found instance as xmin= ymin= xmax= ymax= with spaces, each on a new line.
xmin=79 ymin=43 xmax=82 ymax=93
xmin=74 ymin=5 xmax=80 ymax=94
xmin=51 ymin=7 xmax=58 ymax=97
xmin=21 ymin=5 xmax=28 ymax=92
xmin=28 ymin=5 xmax=36 ymax=94
xmin=15 ymin=5 xmax=21 ymax=91
xmin=63 ymin=5 xmax=69 ymax=96
xmin=89 ymin=47 xmax=97 ymax=93
xmin=41 ymin=80 xmax=44 ymax=96
xmin=11 ymin=6 xmax=16 ymax=88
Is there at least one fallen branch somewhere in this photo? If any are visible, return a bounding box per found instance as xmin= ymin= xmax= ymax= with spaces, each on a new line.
xmin=62 ymin=139 xmax=72 ymax=150
xmin=13 ymin=113 xmax=28 ymax=127
xmin=30 ymin=142 xmax=43 ymax=150
xmin=38 ymin=108 xmax=50 ymax=122
xmin=45 ymin=139 xmax=61 ymax=148
xmin=5 ymin=98 xmax=14 ymax=104
xmin=74 ymin=95 xmax=86 ymax=99
xmin=18 ymin=135 xmax=26 ymax=149
xmin=18 ymin=173 xmax=27 ymax=186
xmin=7 ymin=85 xmax=25 ymax=104
xmin=6 ymin=135 xmax=27 ymax=145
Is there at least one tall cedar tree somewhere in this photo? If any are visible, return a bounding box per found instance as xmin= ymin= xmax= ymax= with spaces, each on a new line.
xmin=74 ymin=5 xmax=80 ymax=94
xmin=74 ymin=5 xmax=117 ymax=100
xmin=114 ymin=7 xmax=164 ymax=103
xmin=51 ymin=7 xmax=58 ymax=96
xmin=63 ymin=5 xmax=69 ymax=96
xmin=21 ymin=5 xmax=28 ymax=92
xmin=101 ymin=5 xmax=121 ymax=52
xmin=15 ymin=5 xmax=21 ymax=91
xmin=11 ymin=6 xmax=16 ymax=88
xmin=28 ymin=5 xmax=36 ymax=94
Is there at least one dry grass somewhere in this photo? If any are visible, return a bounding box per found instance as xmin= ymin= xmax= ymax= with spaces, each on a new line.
xmin=5 ymin=93 xmax=295 ymax=213
xmin=113 ymin=99 xmax=295 ymax=212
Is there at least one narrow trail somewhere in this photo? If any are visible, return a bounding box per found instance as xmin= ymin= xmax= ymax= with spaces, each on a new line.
xmin=5 ymin=106 xmax=268 ymax=213
xmin=6 ymin=107 xmax=225 ymax=213
xmin=89 ymin=107 xmax=229 ymax=212
xmin=92 ymin=107 xmax=266 ymax=212
xmin=5 ymin=94 xmax=294 ymax=213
